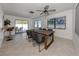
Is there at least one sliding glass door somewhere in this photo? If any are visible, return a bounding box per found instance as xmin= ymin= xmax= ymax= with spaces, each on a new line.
xmin=15 ymin=19 xmax=28 ymax=34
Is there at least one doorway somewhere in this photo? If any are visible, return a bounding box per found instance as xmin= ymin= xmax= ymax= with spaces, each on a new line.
xmin=15 ymin=19 xmax=28 ymax=34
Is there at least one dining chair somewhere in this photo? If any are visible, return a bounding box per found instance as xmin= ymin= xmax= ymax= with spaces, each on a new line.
xmin=26 ymin=30 xmax=32 ymax=38
xmin=39 ymin=28 xmax=42 ymax=30
xmin=26 ymin=30 xmax=33 ymax=42
xmin=48 ymin=29 xmax=53 ymax=31
xmin=32 ymin=31 xmax=45 ymax=52
xmin=43 ymin=28 xmax=46 ymax=30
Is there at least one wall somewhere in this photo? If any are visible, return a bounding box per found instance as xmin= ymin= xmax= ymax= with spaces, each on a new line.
xmin=75 ymin=4 xmax=79 ymax=35
xmin=33 ymin=9 xmax=73 ymax=40
xmin=0 ymin=6 xmax=4 ymax=48
xmin=72 ymin=4 xmax=79 ymax=55
xmin=49 ymin=9 xmax=73 ymax=40
xmin=4 ymin=15 xmax=33 ymax=35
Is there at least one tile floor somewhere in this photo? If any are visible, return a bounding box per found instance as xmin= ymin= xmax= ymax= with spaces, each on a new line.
xmin=0 ymin=33 xmax=76 ymax=56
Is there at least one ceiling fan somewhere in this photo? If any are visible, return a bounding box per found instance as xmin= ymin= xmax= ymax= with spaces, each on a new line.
xmin=29 ymin=11 xmax=34 ymax=14
xmin=36 ymin=5 xmax=56 ymax=15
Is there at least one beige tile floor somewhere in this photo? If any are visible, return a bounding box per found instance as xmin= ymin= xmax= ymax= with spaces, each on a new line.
xmin=0 ymin=33 xmax=76 ymax=56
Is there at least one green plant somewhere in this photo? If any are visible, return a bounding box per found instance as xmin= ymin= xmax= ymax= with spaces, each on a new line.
xmin=4 ymin=19 xmax=11 ymax=26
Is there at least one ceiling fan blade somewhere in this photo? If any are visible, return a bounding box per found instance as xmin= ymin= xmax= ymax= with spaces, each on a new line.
xmin=40 ymin=12 xmax=43 ymax=15
xmin=36 ymin=10 xmax=43 ymax=12
xmin=29 ymin=11 xmax=34 ymax=14
xmin=44 ymin=12 xmax=49 ymax=15
xmin=44 ymin=5 xmax=49 ymax=10
xmin=48 ymin=9 xmax=56 ymax=12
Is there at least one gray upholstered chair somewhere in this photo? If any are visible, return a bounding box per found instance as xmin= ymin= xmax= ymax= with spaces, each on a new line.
xmin=39 ymin=28 xmax=42 ymax=30
xmin=32 ymin=32 xmax=45 ymax=52
xmin=26 ymin=30 xmax=33 ymax=42
xmin=48 ymin=29 xmax=53 ymax=31
xmin=26 ymin=30 xmax=32 ymax=38
xmin=43 ymin=28 xmax=46 ymax=30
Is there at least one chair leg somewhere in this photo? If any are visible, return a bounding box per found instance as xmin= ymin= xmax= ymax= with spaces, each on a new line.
xmin=33 ymin=42 xmax=36 ymax=47
xmin=39 ymin=44 xmax=41 ymax=52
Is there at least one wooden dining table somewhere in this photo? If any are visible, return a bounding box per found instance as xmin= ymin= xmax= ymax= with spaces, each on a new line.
xmin=32 ymin=29 xmax=55 ymax=50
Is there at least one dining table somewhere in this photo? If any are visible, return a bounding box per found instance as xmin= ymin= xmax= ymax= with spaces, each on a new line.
xmin=32 ymin=29 xmax=55 ymax=50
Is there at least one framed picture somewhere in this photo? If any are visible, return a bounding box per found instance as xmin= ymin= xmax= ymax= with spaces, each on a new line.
xmin=47 ymin=16 xmax=66 ymax=29
xmin=55 ymin=16 xmax=66 ymax=29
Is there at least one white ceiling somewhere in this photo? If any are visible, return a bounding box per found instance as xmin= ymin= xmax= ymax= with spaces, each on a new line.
xmin=0 ymin=3 xmax=75 ymax=18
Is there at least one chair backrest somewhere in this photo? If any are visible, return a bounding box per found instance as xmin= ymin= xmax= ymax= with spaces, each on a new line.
xmin=32 ymin=31 xmax=45 ymax=44
xmin=32 ymin=31 xmax=38 ymax=41
xmin=48 ymin=29 xmax=53 ymax=31
xmin=39 ymin=28 xmax=42 ymax=30
xmin=37 ymin=33 xmax=45 ymax=43
xmin=26 ymin=30 xmax=31 ymax=35
xmin=26 ymin=30 xmax=30 ymax=35
xmin=43 ymin=28 xmax=46 ymax=30
xmin=26 ymin=30 xmax=32 ymax=38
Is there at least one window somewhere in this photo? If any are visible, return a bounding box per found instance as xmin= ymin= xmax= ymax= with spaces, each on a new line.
xmin=15 ymin=19 xmax=28 ymax=33
xmin=34 ymin=20 xmax=41 ymax=28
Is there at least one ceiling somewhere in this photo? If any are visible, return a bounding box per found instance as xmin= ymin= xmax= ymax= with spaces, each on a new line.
xmin=0 ymin=3 xmax=75 ymax=18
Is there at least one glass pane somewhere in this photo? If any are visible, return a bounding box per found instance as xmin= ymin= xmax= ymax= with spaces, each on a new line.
xmin=35 ymin=20 xmax=41 ymax=28
xmin=35 ymin=21 xmax=38 ymax=27
xmin=38 ymin=21 xmax=41 ymax=27
xmin=22 ymin=24 xmax=28 ymax=31
xmin=47 ymin=19 xmax=55 ymax=29
xmin=15 ymin=20 xmax=28 ymax=33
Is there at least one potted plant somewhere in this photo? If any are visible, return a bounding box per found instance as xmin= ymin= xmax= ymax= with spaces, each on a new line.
xmin=4 ymin=19 xmax=11 ymax=26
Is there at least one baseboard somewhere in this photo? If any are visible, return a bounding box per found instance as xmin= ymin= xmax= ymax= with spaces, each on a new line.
xmin=54 ymin=35 xmax=72 ymax=40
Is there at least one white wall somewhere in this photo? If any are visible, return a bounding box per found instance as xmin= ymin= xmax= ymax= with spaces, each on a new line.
xmin=72 ymin=4 xmax=79 ymax=55
xmin=49 ymin=10 xmax=73 ymax=40
xmin=4 ymin=15 xmax=33 ymax=35
xmin=0 ymin=6 xmax=4 ymax=48
xmin=33 ymin=9 xmax=73 ymax=40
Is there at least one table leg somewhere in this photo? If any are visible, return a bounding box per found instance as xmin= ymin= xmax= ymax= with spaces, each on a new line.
xmin=44 ymin=36 xmax=48 ymax=49
xmin=44 ymin=34 xmax=54 ymax=50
